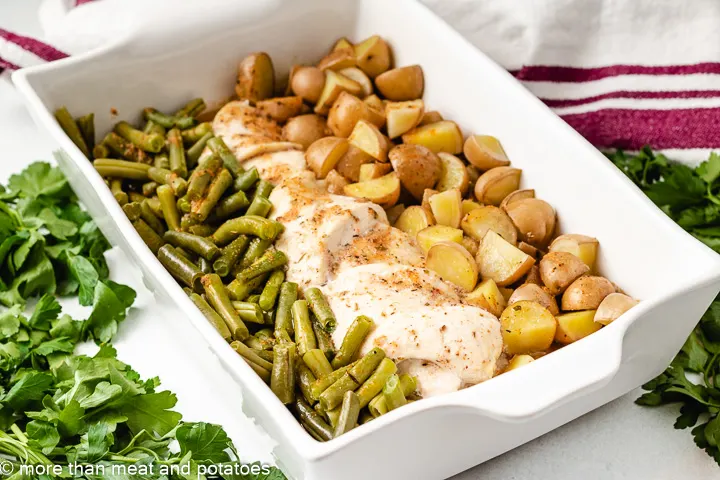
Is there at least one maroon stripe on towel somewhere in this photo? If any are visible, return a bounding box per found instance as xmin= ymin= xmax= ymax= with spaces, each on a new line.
xmin=510 ymin=63 xmax=720 ymax=83
xmin=542 ymin=90 xmax=720 ymax=108
xmin=75 ymin=0 xmax=97 ymax=5
xmin=562 ymin=108 xmax=720 ymax=150
xmin=0 ymin=28 xmax=68 ymax=62
xmin=0 ymin=57 xmax=21 ymax=71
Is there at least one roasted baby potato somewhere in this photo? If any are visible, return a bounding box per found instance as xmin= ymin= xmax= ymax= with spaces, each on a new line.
xmin=344 ymin=171 xmax=400 ymax=208
xmin=256 ymin=96 xmax=304 ymax=123
xmin=429 ymin=189 xmax=462 ymax=228
xmin=500 ymin=189 xmax=535 ymax=211
xmin=315 ymin=70 xmax=364 ymax=114
xmin=461 ymin=235 xmax=479 ymax=257
xmin=436 ymin=153 xmax=470 ymax=195
xmin=538 ymin=251 xmax=589 ymax=295
xmin=328 ymin=92 xmax=385 ymax=138
xmin=363 ymin=94 xmax=385 ymax=112
xmin=385 ymin=100 xmax=424 ymax=138
xmin=594 ymin=293 xmax=638 ymax=325
xmin=461 ymin=199 xmax=482 ymax=216
xmin=332 ymin=37 xmax=353 ymax=52
xmin=549 ymin=234 xmax=600 ymax=271
xmin=518 ymin=241 xmax=539 ymax=258
xmin=394 ymin=205 xmax=434 ymax=237
xmin=504 ymin=198 xmax=556 ymax=248
xmin=555 ymin=310 xmax=601 ymax=345
xmin=476 ymin=230 xmax=535 ymax=286
xmin=461 ymin=205 xmax=517 ymax=245
xmin=389 ymin=144 xmax=442 ymax=200
xmin=505 ymin=354 xmax=535 ymax=372
xmin=416 ymin=225 xmax=463 ymax=254
xmin=338 ymin=68 xmax=374 ymax=97
xmin=500 ymin=301 xmax=557 ymax=355
xmin=325 ymin=169 xmax=350 ymax=195
xmin=419 ymin=110 xmax=444 ymax=126
xmin=385 ymin=203 xmax=406 ymax=225
xmin=305 ymin=136 xmax=349 ymax=179
xmin=282 ymin=114 xmax=328 ymax=149
xmin=317 ymin=49 xmax=356 ymax=71
xmin=508 ymin=283 xmax=559 ymax=316
xmin=402 ymin=121 xmax=463 ymax=154
xmin=290 ymin=66 xmax=325 ymax=104
xmin=427 ymin=241 xmax=478 ymax=292
xmin=358 ymin=162 xmax=392 ymax=182
xmin=335 ymin=144 xmax=374 ymax=182
xmin=349 ymin=120 xmax=388 ymax=161
xmin=354 ymin=35 xmax=392 ymax=78
xmin=236 ymin=52 xmax=275 ymax=103
xmin=374 ymin=65 xmax=424 ymax=101
xmin=523 ymin=264 xmax=542 ymax=285
xmin=561 ymin=276 xmax=615 ymax=311
xmin=422 ymin=188 xmax=439 ymax=211
xmin=466 ymin=278 xmax=506 ymax=317
xmin=463 ymin=135 xmax=510 ymax=171
xmin=474 ymin=166 xmax=522 ymax=206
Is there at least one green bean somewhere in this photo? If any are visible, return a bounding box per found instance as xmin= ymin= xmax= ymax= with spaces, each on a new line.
xmin=203 ymin=274 xmax=249 ymax=341
xmin=305 ymin=287 xmax=336 ymax=333
xmin=302 ymin=349 xmax=333 ymax=379
xmin=191 ymin=168 xmax=233 ymax=221
xmin=198 ymin=256 xmax=212 ymax=274
xmin=175 ymin=98 xmax=206 ymax=118
xmin=355 ymin=357 xmax=396 ymax=408
xmin=226 ymin=272 xmax=268 ymax=301
xmin=186 ymin=165 xmax=214 ymax=202
xmin=359 ymin=410 xmax=374 ymax=425
xmin=115 ymin=121 xmax=165 ymax=152
xmin=156 ymin=185 xmax=181 ymax=231
xmin=325 ymin=405 xmax=341 ymax=427
xmin=189 ymin=293 xmax=231 ymax=341
xmin=235 ymin=237 xmax=273 ymax=271
xmin=214 ymin=190 xmax=250 ymax=219
xmin=94 ymin=162 xmax=149 ymax=180
xmin=102 ymin=132 xmax=152 ymax=164
xmin=143 ymin=108 xmax=178 ymax=129
xmin=167 ymin=128 xmax=187 ymax=178
xmin=122 ymin=201 xmax=142 ymax=221
xmin=236 ymin=250 xmax=287 ymax=283
xmin=312 ymin=320 xmax=336 ymax=361
xmin=245 ymin=195 xmax=273 ymax=218
xmin=274 ymin=282 xmax=298 ymax=337
xmin=110 ymin=179 xmax=128 ymax=205
xmin=252 ymin=180 xmax=274 ymax=201
xmin=318 ymin=373 xmax=360 ymax=412
xmin=175 ymin=116 xmax=195 ymax=129
xmin=309 ymin=363 xmax=355 ymax=401
xmin=371 ymin=375 xmax=418 ymax=417
xmin=245 ymin=336 xmax=264 ymax=350
xmin=148 ymin=166 xmax=188 ymax=196
xmin=154 ymin=153 xmax=170 ymax=169
xmin=332 ymin=315 xmax=374 ymax=369
xmin=163 ymin=230 xmax=220 ymax=260
xmin=55 ymin=107 xmax=90 ymax=157
xmin=142 ymin=181 xmax=159 ymax=197
xmin=263 ymin=309 xmax=274 ymax=325
xmin=246 ymin=294 xmax=261 ymax=305
xmin=187 ymin=132 xmax=213 ymax=168
xmin=177 ymin=196 xmax=192 ymax=213
xmin=234 ymin=167 xmax=260 ymax=192
xmin=174 ymin=246 xmax=198 ymax=262
xmin=93 ymin=142 xmax=110 ymax=159
xmin=231 ymin=301 xmax=265 ymax=324
xmin=259 ymin=270 xmax=284 ymax=311
xmin=133 ymin=219 xmax=164 ymax=254
xmin=231 ymin=340 xmax=273 ymax=371
xmin=157 ymin=245 xmax=202 ymax=290
xmin=181 ymin=122 xmax=213 ymax=145
xmin=211 ymin=216 xmax=282 ymax=245
xmin=145 ymin=119 xmax=167 ymax=136
xmin=295 ymin=398 xmax=332 ymax=441
xmin=146 ymin=196 xmax=163 ymax=217
xmin=275 ymin=327 xmax=293 ymax=345
xmin=213 ymin=235 xmax=250 ymax=277
xmin=303 ymin=423 xmax=326 ymax=442
xmin=207 ymin=136 xmax=242 ymax=177
xmin=297 ymin=364 xmax=317 ymax=405
xmin=348 ymin=347 xmax=385 ymax=386
xmin=292 ymin=300 xmax=317 ymax=357
xmin=76 ymin=113 xmax=95 ymax=153
xmin=271 ymin=343 xmax=296 ymax=404
xmin=253 ymin=328 xmax=276 ymax=350
xmin=251 ymin=347 xmax=275 ymax=362
xmin=383 ymin=374 xmax=406 ymax=412
xmin=128 ymin=192 xmax=146 ymax=204
xmin=187 ymin=224 xmax=215 ymax=237
xmin=140 ymin=200 xmax=165 ymax=234
xmin=243 ymin=357 xmax=271 ymax=383
xmin=334 ymin=391 xmax=360 ymax=437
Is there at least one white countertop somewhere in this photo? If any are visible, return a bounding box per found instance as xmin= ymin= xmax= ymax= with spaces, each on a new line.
xmin=1 ymin=1 xmax=717 ymax=478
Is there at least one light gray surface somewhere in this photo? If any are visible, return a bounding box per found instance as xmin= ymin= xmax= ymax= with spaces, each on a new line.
xmin=1 ymin=1 xmax=718 ymax=478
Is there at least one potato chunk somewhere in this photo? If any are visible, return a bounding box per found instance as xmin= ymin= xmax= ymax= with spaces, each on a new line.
xmin=561 ymin=276 xmax=615 ymax=311
xmin=505 ymin=354 xmax=534 ymax=372
xmin=385 ymin=100 xmax=424 ymax=138
xmin=349 ymin=120 xmax=388 ymax=162
xmin=500 ymin=189 xmax=535 ymax=211
xmin=508 ymin=283 xmax=559 ymax=315
xmin=500 ymin=301 xmax=557 ymax=355
xmin=463 ymin=135 xmax=510 ymax=170
xmin=474 ymin=166 xmax=522 ymax=206
xmin=594 ymin=293 xmax=639 ymax=325
xmin=315 ymin=70 xmax=363 ymax=115
xmin=549 ymin=234 xmax=600 ymax=271
xmin=338 ymin=67 xmax=374 ymax=97
xmin=429 ymin=189 xmax=462 ymax=228
xmin=290 ymin=66 xmax=325 ymax=104
xmin=555 ymin=310 xmax=601 ymax=344
xmin=466 ymin=278 xmax=506 ymax=317
xmin=354 ymin=35 xmax=392 ymax=78
xmin=328 ymin=92 xmax=384 ymax=138
xmin=374 ymin=65 xmax=424 ymax=101
xmin=416 ymin=225 xmax=463 ymax=254
xmin=236 ymin=52 xmax=275 ymax=103
xmin=388 ymin=144 xmax=441 ymax=200
xmin=427 ymin=241 xmax=478 ymax=292
xmin=282 ymin=114 xmax=328 ymax=149
xmin=305 ymin=137 xmax=349 ymax=179
xmin=538 ymin=251 xmax=590 ymax=295
xmin=505 ymin=198 xmax=556 ymax=248
xmin=436 ymin=153 xmax=470 ymax=195
xmin=476 ymin=230 xmax=535 ymax=286
xmin=461 ymin=205 xmax=517 ymax=245
xmin=402 ymin=121 xmax=464 ymax=154
xmin=394 ymin=205 xmax=434 ymax=236
xmin=344 ymin=172 xmax=400 ymax=208
xmin=335 ymin=144 xmax=374 ymax=182
xmin=358 ymin=163 xmax=392 ymax=182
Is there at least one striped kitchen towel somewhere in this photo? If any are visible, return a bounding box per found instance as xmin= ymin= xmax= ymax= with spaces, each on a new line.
xmin=3 ymin=0 xmax=719 ymax=163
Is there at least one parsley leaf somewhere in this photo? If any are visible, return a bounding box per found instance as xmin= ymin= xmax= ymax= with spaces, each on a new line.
xmin=177 ymin=422 xmax=233 ymax=464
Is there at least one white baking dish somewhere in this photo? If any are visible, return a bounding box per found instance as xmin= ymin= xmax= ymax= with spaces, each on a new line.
xmin=12 ymin=0 xmax=720 ymax=478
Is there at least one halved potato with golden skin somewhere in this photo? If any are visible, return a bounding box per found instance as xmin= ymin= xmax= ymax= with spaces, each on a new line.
xmin=549 ymin=234 xmax=600 ymax=271
xmin=339 ymin=67 xmax=374 ymax=97
xmin=318 ymin=49 xmax=356 ymax=71
xmin=358 ymin=162 xmax=392 ymax=182
xmin=427 ymin=241 xmax=478 ymax=292
xmin=325 ymin=169 xmax=350 ymax=195
xmin=282 ymin=114 xmax=328 ymax=150
xmin=349 ymin=120 xmax=388 ymax=161
xmin=419 ymin=110 xmax=443 ymax=126
xmin=476 ymin=230 xmax=535 ymax=286
xmin=461 ymin=235 xmax=479 ymax=257
xmin=236 ymin=52 xmax=275 ymax=104
xmin=363 ymin=94 xmax=385 ymax=112
xmin=539 ymin=251 xmax=590 ymax=295
xmin=594 ymin=293 xmax=639 ymax=325
xmin=436 ymin=153 xmax=470 ymax=195
xmin=461 ymin=199 xmax=482 ymax=216
xmin=354 ymin=35 xmax=392 ymax=78
xmin=523 ymin=265 xmax=542 ymax=285
xmin=500 ymin=301 xmax=557 ymax=355
xmin=389 ymin=144 xmax=441 ymax=200
xmin=305 ymin=136 xmax=349 ymax=179
xmin=463 ymin=135 xmax=510 ymax=170
xmin=466 ymin=278 xmax=506 ymax=317
xmin=461 ymin=205 xmax=517 ymax=245
xmin=508 ymin=283 xmax=559 ymax=316
xmin=315 ymin=70 xmax=363 ymax=115
xmin=505 ymin=354 xmax=535 ymax=372
xmin=328 ymin=92 xmax=384 ymax=138
xmin=429 ymin=189 xmax=462 ymax=228
xmin=332 ymin=37 xmax=353 ymax=52
xmin=561 ymin=276 xmax=615 ymax=311
xmin=518 ymin=241 xmax=539 ymax=258
xmin=416 ymin=225 xmax=463 ymax=254
xmin=256 ymin=96 xmax=304 ymax=123
xmin=335 ymin=144 xmax=374 ymax=182
xmin=344 ymin=172 xmax=400 ymax=208
xmin=374 ymin=65 xmax=424 ymax=101
xmin=500 ymin=189 xmax=535 ymax=211
xmin=505 ymin=198 xmax=556 ymax=248
xmin=394 ymin=205 xmax=434 ymax=237
xmin=402 ymin=121 xmax=464 ymax=154
xmin=474 ymin=167 xmax=522 ymax=205
xmin=290 ymin=66 xmax=325 ymax=104
xmin=555 ymin=310 xmax=601 ymax=344
xmin=385 ymin=100 xmax=424 ymax=139
xmin=422 ymin=188 xmax=439 ymax=211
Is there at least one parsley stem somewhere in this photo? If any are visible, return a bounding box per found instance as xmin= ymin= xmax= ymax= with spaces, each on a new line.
xmin=9 ymin=424 xmax=27 ymax=444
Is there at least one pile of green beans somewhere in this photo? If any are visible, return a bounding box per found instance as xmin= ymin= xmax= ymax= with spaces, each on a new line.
xmin=55 ymin=100 xmax=418 ymax=441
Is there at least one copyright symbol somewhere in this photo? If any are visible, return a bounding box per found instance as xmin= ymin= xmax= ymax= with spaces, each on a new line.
xmin=0 ymin=461 xmax=14 ymax=475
